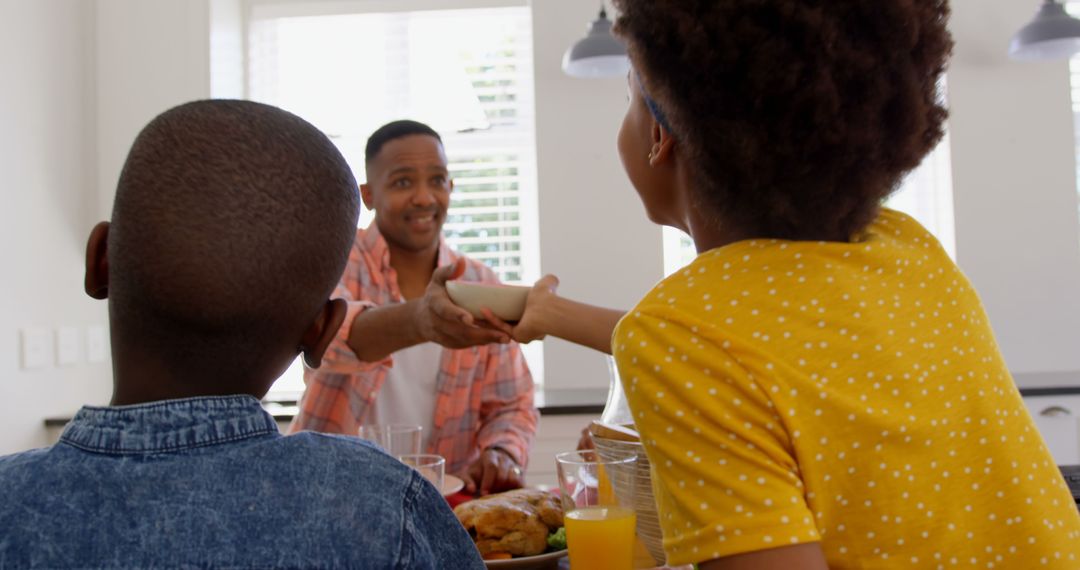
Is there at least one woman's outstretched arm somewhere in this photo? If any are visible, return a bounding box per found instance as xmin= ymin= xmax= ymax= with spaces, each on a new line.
xmin=484 ymin=275 xmax=626 ymax=354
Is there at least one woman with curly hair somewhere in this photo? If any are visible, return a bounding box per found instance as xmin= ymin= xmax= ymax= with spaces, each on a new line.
xmin=497 ymin=0 xmax=1080 ymax=568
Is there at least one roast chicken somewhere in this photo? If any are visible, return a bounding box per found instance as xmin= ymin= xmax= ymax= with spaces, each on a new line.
xmin=453 ymin=488 xmax=564 ymax=557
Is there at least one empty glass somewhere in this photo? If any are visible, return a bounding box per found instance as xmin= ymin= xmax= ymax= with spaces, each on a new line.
xmin=398 ymin=454 xmax=446 ymax=492
xmin=358 ymin=424 xmax=422 ymax=456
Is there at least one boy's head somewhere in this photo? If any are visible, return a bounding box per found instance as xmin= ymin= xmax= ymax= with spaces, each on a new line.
xmin=361 ymin=120 xmax=451 ymax=255
xmin=85 ymin=100 xmax=359 ymax=402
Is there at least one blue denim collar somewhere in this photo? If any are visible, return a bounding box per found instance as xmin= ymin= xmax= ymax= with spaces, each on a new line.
xmin=59 ymin=395 xmax=279 ymax=455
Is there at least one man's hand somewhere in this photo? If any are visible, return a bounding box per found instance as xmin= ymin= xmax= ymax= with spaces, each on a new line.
xmin=461 ymin=447 xmax=524 ymax=496
xmin=415 ymin=258 xmax=510 ymax=348
xmin=576 ymin=424 xmax=595 ymax=451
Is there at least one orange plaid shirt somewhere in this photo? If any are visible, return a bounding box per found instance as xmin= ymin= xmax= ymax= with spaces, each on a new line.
xmin=289 ymin=224 xmax=538 ymax=475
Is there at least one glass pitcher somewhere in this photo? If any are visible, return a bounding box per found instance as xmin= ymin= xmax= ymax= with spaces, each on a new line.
xmin=600 ymin=355 xmax=634 ymax=426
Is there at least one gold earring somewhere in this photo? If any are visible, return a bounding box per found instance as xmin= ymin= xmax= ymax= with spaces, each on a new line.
xmin=647 ymin=151 xmax=654 ymax=160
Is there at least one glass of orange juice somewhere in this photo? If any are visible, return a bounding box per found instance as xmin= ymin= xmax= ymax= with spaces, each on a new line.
xmin=556 ymin=450 xmax=637 ymax=570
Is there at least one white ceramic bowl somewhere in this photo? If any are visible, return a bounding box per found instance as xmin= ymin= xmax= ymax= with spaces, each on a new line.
xmin=445 ymin=281 xmax=530 ymax=322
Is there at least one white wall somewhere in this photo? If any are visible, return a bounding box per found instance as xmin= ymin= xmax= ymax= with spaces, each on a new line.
xmin=0 ymin=0 xmax=214 ymax=455
xmin=948 ymin=0 xmax=1080 ymax=380
xmin=530 ymin=0 xmax=664 ymax=402
xmin=95 ymin=0 xmax=212 ymax=217
xmin=0 ymin=0 xmax=111 ymax=454
xmin=0 ymin=0 xmax=652 ymax=455
xmin=7 ymin=0 xmax=1080 ymax=453
xmin=94 ymin=0 xmax=657 ymax=407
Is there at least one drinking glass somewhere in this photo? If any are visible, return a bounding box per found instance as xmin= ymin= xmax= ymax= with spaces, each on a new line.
xmin=398 ymin=453 xmax=446 ymax=492
xmin=358 ymin=424 xmax=422 ymax=456
xmin=556 ymin=450 xmax=637 ymax=570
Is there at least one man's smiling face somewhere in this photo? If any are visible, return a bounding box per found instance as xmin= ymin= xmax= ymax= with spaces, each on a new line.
xmin=362 ymin=134 xmax=452 ymax=255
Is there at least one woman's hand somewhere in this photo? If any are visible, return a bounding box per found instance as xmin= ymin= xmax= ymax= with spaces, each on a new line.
xmin=477 ymin=275 xmax=560 ymax=344
xmin=482 ymin=275 xmax=625 ymax=355
xmin=510 ymin=274 xmax=560 ymax=343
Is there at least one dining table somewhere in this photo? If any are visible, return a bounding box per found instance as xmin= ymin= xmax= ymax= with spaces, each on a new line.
xmin=552 ymin=544 xmax=695 ymax=570
xmin=550 ymin=536 xmax=692 ymax=570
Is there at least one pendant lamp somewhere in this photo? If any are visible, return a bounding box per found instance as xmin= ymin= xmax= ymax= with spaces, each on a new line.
xmin=562 ymin=4 xmax=630 ymax=78
xmin=1010 ymin=0 xmax=1080 ymax=61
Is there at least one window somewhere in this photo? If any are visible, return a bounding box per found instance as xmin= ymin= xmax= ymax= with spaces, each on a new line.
xmin=884 ymin=132 xmax=956 ymax=256
xmin=661 ymin=122 xmax=956 ymax=275
xmin=662 ymin=226 xmax=696 ymax=277
xmin=234 ymin=2 xmax=542 ymax=397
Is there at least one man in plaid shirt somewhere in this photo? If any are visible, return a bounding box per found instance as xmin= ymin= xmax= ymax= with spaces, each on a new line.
xmin=290 ymin=120 xmax=538 ymax=496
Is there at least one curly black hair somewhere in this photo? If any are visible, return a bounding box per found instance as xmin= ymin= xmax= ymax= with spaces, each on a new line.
xmin=613 ymin=0 xmax=953 ymax=241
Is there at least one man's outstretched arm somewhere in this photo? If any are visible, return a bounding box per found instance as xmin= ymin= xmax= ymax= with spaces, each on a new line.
xmin=346 ymin=258 xmax=510 ymax=362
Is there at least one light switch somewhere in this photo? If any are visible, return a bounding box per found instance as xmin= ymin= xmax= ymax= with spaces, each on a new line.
xmin=56 ymin=326 xmax=80 ymax=366
xmin=86 ymin=325 xmax=108 ymax=364
xmin=20 ymin=328 xmax=51 ymax=369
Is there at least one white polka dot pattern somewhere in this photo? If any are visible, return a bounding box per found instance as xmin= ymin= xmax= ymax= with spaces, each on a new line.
xmin=613 ymin=209 xmax=1080 ymax=568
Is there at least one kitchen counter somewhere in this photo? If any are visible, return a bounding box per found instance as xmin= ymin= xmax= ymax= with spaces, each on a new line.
xmin=46 ymin=378 xmax=1079 ymax=427
xmin=44 ymin=394 xmax=604 ymax=428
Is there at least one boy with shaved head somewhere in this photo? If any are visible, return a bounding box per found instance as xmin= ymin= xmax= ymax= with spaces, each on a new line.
xmin=0 ymin=101 xmax=483 ymax=569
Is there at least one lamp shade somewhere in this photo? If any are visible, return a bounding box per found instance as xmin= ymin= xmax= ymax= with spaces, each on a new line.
xmin=1010 ymin=0 xmax=1080 ymax=61
xmin=562 ymin=7 xmax=630 ymax=78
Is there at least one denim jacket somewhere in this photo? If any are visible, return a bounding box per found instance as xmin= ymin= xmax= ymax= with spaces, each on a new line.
xmin=0 ymin=395 xmax=484 ymax=569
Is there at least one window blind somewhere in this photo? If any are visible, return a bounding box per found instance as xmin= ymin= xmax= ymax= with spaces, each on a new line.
xmin=242 ymin=5 xmax=542 ymax=397
xmin=248 ymin=6 xmax=539 ymax=285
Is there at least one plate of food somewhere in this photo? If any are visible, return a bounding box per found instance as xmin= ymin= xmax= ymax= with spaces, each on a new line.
xmin=453 ymin=488 xmax=568 ymax=569
xmin=482 ymin=547 xmax=567 ymax=569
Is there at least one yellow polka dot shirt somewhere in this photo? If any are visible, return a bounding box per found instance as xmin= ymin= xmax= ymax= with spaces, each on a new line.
xmin=613 ymin=209 xmax=1080 ymax=568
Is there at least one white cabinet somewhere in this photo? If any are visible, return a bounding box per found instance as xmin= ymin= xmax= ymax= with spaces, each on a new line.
xmin=1022 ymin=394 xmax=1080 ymax=465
